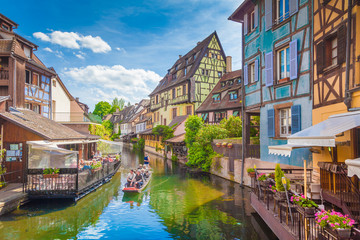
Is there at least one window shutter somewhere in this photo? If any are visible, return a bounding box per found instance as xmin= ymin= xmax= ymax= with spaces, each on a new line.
xmin=290 ymin=39 xmax=298 ymax=80
xmin=244 ymin=13 xmax=248 ymax=35
xmin=289 ymin=0 xmax=299 ymax=16
xmin=254 ymin=5 xmax=259 ymax=29
xmin=265 ymin=51 xmax=273 ymax=87
xmin=244 ymin=63 xmax=249 ymax=86
xmin=291 ymin=105 xmax=301 ymax=134
xmin=316 ymin=42 xmax=325 ymax=75
xmin=268 ymin=109 xmax=275 ymax=137
xmin=337 ymin=24 xmax=346 ymax=65
xmin=265 ymin=0 xmax=272 ymax=31
xmin=254 ymin=59 xmax=259 ymax=82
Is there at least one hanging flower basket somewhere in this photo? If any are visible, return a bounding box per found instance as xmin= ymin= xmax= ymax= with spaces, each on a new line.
xmin=248 ymin=171 xmax=256 ymax=178
xmin=43 ymin=174 xmax=59 ymax=179
xmin=296 ymin=205 xmax=316 ymax=217
xmin=274 ymin=191 xmax=287 ymax=201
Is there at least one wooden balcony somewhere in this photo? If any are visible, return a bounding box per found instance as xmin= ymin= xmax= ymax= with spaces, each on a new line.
xmin=0 ymin=68 xmax=9 ymax=80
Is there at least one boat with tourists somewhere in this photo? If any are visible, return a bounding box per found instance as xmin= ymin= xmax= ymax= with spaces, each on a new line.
xmin=122 ymin=169 xmax=152 ymax=193
xmin=25 ymin=139 xmax=122 ymax=201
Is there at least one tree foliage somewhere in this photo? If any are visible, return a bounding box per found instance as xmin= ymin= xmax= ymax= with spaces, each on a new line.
xmin=89 ymin=124 xmax=111 ymax=140
xmin=93 ymin=101 xmax=112 ymax=118
xmin=219 ymin=116 xmax=242 ymax=138
xmin=152 ymin=125 xmax=175 ymax=146
xmin=110 ymin=97 xmax=125 ymax=114
xmin=102 ymin=120 xmax=114 ymax=135
xmin=184 ymin=115 xmax=204 ymax=148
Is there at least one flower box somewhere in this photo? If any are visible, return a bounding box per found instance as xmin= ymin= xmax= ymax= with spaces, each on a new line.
xmin=43 ymin=174 xmax=59 ymax=179
xmin=296 ymin=205 xmax=316 ymax=217
xmin=274 ymin=191 xmax=287 ymax=201
xmin=335 ymin=228 xmax=351 ymax=239
xmin=248 ymin=172 xmax=256 ymax=178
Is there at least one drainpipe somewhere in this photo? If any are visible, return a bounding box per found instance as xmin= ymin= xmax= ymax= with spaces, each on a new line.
xmin=240 ymin=21 xmax=246 ymax=187
xmin=344 ymin=0 xmax=353 ymax=110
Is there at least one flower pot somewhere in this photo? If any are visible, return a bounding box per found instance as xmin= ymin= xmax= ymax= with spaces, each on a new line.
xmin=259 ymin=180 xmax=269 ymax=187
xmin=222 ymin=143 xmax=227 ymax=148
xmin=216 ymin=143 xmax=221 ymax=148
xmin=248 ymin=172 xmax=256 ymax=178
xmin=296 ymin=205 xmax=316 ymax=217
xmin=227 ymin=144 xmax=233 ymax=149
xmin=43 ymin=174 xmax=59 ymax=179
xmin=336 ymin=228 xmax=351 ymax=239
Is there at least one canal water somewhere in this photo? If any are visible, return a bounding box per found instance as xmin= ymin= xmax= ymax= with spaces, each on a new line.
xmin=0 ymin=143 xmax=277 ymax=240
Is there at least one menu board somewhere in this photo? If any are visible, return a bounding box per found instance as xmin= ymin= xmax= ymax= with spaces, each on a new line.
xmin=5 ymin=143 xmax=23 ymax=162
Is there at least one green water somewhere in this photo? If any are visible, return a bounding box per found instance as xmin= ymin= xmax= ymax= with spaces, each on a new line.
xmin=0 ymin=144 xmax=277 ymax=240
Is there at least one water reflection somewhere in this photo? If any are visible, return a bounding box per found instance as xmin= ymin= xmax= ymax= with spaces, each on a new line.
xmin=0 ymin=143 xmax=277 ymax=240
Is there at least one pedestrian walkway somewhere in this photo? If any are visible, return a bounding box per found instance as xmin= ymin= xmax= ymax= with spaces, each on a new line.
xmin=0 ymin=183 xmax=28 ymax=216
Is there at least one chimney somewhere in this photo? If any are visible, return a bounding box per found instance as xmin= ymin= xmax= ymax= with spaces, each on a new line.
xmin=197 ymin=42 xmax=201 ymax=45
xmin=76 ymin=97 xmax=79 ymax=102
xmin=179 ymin=55 xmax=182 ymax=59
xmin=226 ymin=56 xmax=232 ymax=73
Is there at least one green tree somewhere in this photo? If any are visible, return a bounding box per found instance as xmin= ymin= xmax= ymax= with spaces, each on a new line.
xmin=93 ymin=101 xmax=112 ymax=118
xmin=102 ymin=120 xmax=114 ymax=135
xmin=152 ymin=125 xmax=175 ymax=146
xmin=88 ymin=124 xmax=111 ymax=140
xmin=110 ymin=97 xmax=125 ymax=113
xmin=185 ymin=115 xmax=204 ymax=148
xmin=219 ymin=116 xmax=242 ymax=138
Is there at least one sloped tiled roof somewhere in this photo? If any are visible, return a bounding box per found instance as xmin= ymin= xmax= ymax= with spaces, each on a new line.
xmin=150 ymin=31 xmax=224 ymax=96
xmin=0 ymin=108 xmax=89 ymax=140
xmin=196 ymin=70 xmax=242 ymax=113
xmin=168 ymin=115 xmax=188 ymax=128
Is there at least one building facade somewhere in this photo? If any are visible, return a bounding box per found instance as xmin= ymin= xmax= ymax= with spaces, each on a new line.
xmin=196 ymin=69 xmax=242 ymax=124
xmin=229 ymin=0 xmax=313 ymax=167
xmin=149 ymin=32 xmax=228 ymax=127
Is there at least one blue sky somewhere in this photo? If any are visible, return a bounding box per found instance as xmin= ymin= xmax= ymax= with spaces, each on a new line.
xmin=3 ymin=0 xmax=242 ymax=110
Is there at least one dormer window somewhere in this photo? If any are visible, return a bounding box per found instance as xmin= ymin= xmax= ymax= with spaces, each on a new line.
xmin=1 ymin=24 xmax=9 ymax=31
xmin=212 ymin=94 xmax=220 ymax=103
xmin=218 ymin=71 xmax=222 ymax=78
xmin=193 ymin=54 xmax=196 ymax=60
xmin=185 ymin=58 xmax=188 ymax=65
xmin=184 ymin=68 xmax=187 ymax=76
xmin=221 ymin=82 xmax=226 ymax=88
xmin=229 ymin=91 xmax=238 ymax=100
xmin=175 ymin=65 xmax=178 ymax=71
xmin=237 ymin=78 xmax=241 ymax=84
xmin=228 ymin=80 xmax=234 ymax=86
xmin=24 ymin=46 xmax=31 ymax=59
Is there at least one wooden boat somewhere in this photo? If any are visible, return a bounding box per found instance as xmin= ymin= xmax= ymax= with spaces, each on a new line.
xmin=122 ymin=172 xmax=152 ymax=193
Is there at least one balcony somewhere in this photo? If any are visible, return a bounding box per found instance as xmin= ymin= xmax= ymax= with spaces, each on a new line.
xmin=150 ymin=102 xmax=162 ymax=111
xmin=168 ymin=95 xmax=188 ymax=105
xmin=0 ymin=68 xmax=9 ymax=81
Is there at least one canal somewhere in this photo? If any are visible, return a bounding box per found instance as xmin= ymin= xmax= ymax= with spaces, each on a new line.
xmin=0 ymin=143 xmax=277 ymax=240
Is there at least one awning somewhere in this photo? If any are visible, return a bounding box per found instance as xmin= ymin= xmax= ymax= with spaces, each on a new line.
xmin=345 ymin=158 xmax=360 ymax=178
xmin=268 ymin=111 xmax=360 ymax=156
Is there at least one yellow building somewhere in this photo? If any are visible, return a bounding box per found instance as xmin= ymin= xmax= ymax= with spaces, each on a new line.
xmin=149 ymin=32 xmax=229 ymax=127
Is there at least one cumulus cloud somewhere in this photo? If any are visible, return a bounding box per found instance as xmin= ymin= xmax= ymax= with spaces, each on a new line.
xmin=43 ymin=47 xmax=53 ymax=53
xmin=33 ymin=31 xmax=111 ymax=53
xmin=63 ymin=65 xmax=161 ymax=107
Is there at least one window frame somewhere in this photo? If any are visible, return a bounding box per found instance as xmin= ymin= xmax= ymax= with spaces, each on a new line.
xmin=279 ymin=108 xmax=291 ymax=137
xmin=249 ymin=62 xmax=256 ymax=84
xmin=249 ymin=9 xmax=256 ymax=31
xmin=25 ymin=70 xmax=31 ymax=84
xmin=276 ymin=45 xmax=290 ymax=83
xmin=212 ymin=94 xmax=221 ymax=103
xmin=276 ymin=0 xmax=290 ymax=24
xmin=229 ymin=91 xmax=238 ymax=101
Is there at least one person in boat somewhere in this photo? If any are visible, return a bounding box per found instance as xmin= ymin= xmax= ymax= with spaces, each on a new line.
xmin=144 ymin=154 xmax=150 ymax=167
xmin=126 ymin=169 xmax=135 ymax=187
xmin=143 ymin=170 xmax=150 ymax=180
xmin=132 ymin=170 xmax=144 ymax=189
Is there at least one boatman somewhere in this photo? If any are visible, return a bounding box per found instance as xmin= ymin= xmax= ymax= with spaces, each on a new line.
xmin=144 ymin=154 xmax=150 ymax=167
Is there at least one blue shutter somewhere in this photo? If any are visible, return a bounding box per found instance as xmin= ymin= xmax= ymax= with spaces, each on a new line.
xmin=291 ymin=105 xmax=301 ymax=134
xmin=244 ymin=63 xmax=248 ymax=86
xmin=244 ymin=13 xmax=248 ymax=35
xmin=289 ymin=39 xmax=298 ymax=80
xmin=265 ymin=0 xmax=272 ymax=31
xmin=254 ymin=5 xmax=258 ymax=29
xmin=265 ymin=52 xmax=273 ymax=87
xmin=254 ymin=59 xmax=259 ymax=82
xmin=268 ymin=109 xmax=275 ymax=137
xmin=289 ymin=0 xmax=299 ymax=16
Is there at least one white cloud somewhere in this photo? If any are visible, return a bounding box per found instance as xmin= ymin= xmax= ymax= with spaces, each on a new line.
xmin=115 ymin=47 xmax=126 ymax=53
xmin=63 ymin=65 xmax=161 ymax=108
xmin=74 ymin=51 xmax=86 ymax=59
xmin=43 ymin=47 xmax=53 ymax=53
xmin=33 ymin=31 xmax=111 ymax=53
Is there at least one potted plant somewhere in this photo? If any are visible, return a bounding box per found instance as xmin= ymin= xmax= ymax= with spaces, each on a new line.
xmin=216 ymin=142 xmax=221 ymax=148
xmin=227 ymin=143 xmax=233 ymax=149
xmin=222 ymin=142 xmax=228 ymax=148
xmin=291 ymin=194 xmax=318 ymax=217
xmin=274 ymin=164 xmax=290 ymax=200
xmin=115 ymin=154 xmax=120 ymax=161
xmin=316 ymin=210 xmax=355 ymax=239
xmin=268 ymin=172 xmax=275 ymax=179
xmin=257 ymin=173 xmax=268 ymax=187
xmin=247 ymin=168 xmax=256 ymax=178
xmin=43 ymin=168 xmax=60 ymax=178
xmin=91 ymin=162 xmax=102 ymax=173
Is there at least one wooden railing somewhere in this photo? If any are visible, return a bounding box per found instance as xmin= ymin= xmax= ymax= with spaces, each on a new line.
xmin=319 ymin=162 xmax=360 ymax=222
xmin=0 ymin=69 xmax=9 ymax=80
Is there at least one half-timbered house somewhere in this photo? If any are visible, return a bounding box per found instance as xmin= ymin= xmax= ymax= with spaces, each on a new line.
xmin=149 ymin=32 xmax=229 ymax=127
xmin=0 ymin=13 xmax=55 ymax=117
xmin=229 ymin=0 xmax=313 ymax=168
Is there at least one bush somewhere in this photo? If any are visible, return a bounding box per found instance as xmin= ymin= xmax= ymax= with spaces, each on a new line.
xmin=220 ymin=116 xmax=242 ymax=138
xmin=275 ymin=164 xmax=290 ymax=192
xmin=171 ymin=154 xmax=178 ymax=162
xmin=247 ymin=168 xmax=255 ymax=173
xmin=152 ymin=125 xmax=175 ymax=146
xmin=185 ymin=115 xmax=204 ymax=148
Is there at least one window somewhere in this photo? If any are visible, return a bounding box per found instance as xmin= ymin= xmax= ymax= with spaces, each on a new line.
xmin=325 ymin=37 xmax=338 ymax=67
xmin=237 ymin=78 xmax=241 ymax=84
xmin=276 ymin=0 xmax=290 ymax=23
xmin=277 ymin=46 xmax=290 ymax=81
xmin=24 ymin=46 xmax=31 ymax=59
xmin=218 ymin=71 xmax=222 ymax=78
xmin=229 ymin=91 xmax=238 ymax=100
xmin=193 ymin=54 xmax=196 ymax=60
xmin=172 ymin=73 xmax=177 ymax=80
xmin=212 ymin=54 xmax=217 ymax=59
xmin=164 ymin=118 xmax=167 ymax=126
xmin=172 ymin=88 xmax=176 ymax=99
xmin=186 ymin=106 xmax=192 ymax=115
xmin=177 ymin=87 xmax=181 ymax=97
xmin=183 ymin=85 xmax=187 ymax=95
xmin=215 ymin=112 xmax=226 ymax=122
xmin=221 ymin=82 xmax=226 ymax=88
xmin=156 ymin=95 xmax=159 ymax=104
xmin=228 ymin=80 xmax=234 ymax=86
xmin=184 ymin=68 xmax=187 ymax=75
xmin=212 ymin=94 xmax=220 ymax=103
xmin=279 ymin=108 xmax=291 ymax=137
xmin=205 ymin=70 xmax=209 ymax=76
xmin=175 ymin=65 xmax=178 ymax=71
xmin=172 ymin=108 xmax=177 ymax=119
xmin=52 ymin=80 xmax=56 ymax=87
xmin=33 ymin=73 xmax=40 ymax=86
xmin=25 ymin=103 xmax=31 ymax=109
xmin=185 ymin=58 xmax=188 ymax=65
xmin=249 ymin=62 xmax=256 ymax=84
xmin=249 ymin=10 xmax=256 ymax=31
xmin=33 ymin=104 xmax=40 ymax=114
xmin=25 ymin=70 xmax=31 ymax=84
xmin=1 ymin=24 xmax=9 ymax=31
